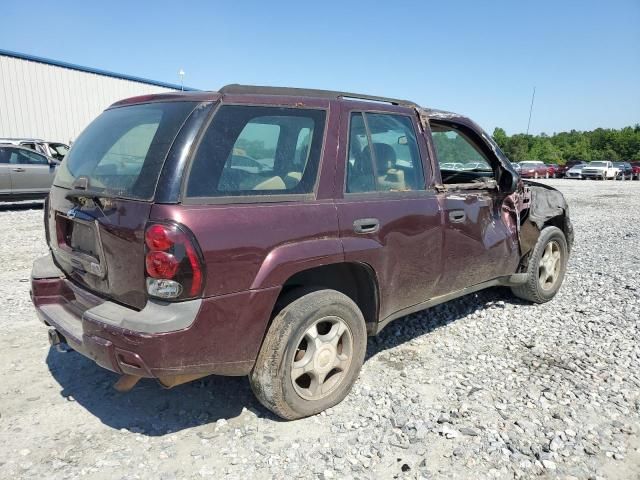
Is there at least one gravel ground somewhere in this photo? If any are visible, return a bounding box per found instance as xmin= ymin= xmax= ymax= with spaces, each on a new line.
xmin=0 ymin=180 xmax=638 ymax=480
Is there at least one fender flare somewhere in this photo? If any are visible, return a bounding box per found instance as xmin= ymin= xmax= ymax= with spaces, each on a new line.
xmin=250 ymin=237 xmax=345 ymax=290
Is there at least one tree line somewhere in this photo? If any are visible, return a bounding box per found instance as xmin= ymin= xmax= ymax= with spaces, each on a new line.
xmin=492 ymin=125 xmax=640 ymax=164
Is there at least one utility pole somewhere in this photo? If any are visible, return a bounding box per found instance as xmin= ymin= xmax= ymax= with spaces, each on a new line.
xmin=526 ymin=86 xmax=536 ymax=135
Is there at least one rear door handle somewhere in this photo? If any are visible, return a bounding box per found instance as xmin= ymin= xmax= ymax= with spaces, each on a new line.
xmin=12 ymin=167 xmax=26 ymax=172
xmin=353 ymin=218 xmax=380 ymax=234
xmin=449 ymin=210 xmax=466 ymax=223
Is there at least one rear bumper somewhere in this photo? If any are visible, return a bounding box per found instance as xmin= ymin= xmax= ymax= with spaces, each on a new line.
xmin=31 ymin=253 xmax=280 ymax=378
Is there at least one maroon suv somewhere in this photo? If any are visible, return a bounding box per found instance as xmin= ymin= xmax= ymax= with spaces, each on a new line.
xmin=31 ymin=85 xmax=573 ymax=419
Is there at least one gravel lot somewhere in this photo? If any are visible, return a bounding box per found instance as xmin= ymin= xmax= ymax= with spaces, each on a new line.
xmin=1 ymin=179 xmax=638 ymax=480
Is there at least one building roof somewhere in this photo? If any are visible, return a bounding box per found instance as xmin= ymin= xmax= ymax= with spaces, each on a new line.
xmin=0 ymin=48 xmax=197 ymax=91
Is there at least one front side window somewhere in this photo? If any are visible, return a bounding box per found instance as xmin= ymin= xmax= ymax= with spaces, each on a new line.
xmin=10 ymin=149 xmax=48 ymax=165
xmin=432 ymin=128 xmax=491 ymax=171
xmin=431 ymin=125 xmax=496 ymax=185
xmin=346 ymin=112 xmax=424 ymax=193
xmin=186 ymin=105 xmax=326 ymax=198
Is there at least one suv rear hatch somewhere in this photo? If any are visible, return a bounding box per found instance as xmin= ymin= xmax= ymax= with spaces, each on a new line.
xmin=47 ymin=101 xmax=199 ymax=310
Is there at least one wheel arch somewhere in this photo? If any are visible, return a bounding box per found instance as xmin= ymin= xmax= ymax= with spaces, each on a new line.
xmin=272 ymin=261 xmax=380 ymax=335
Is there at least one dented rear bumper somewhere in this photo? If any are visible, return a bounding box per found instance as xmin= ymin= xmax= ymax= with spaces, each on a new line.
xmin=31 ymin=253 xmax=280 ymax=378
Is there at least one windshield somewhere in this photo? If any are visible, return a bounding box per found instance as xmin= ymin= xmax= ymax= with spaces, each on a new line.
xmin=590 ymin=162 xmax=607 ymax=167
xmin=54 ymin=102 xmax=196 ymax=200
xmin=520 ymin=162 xmax=541 ymax=168
xmin=47 ymin=143 xmax=69 ymax=160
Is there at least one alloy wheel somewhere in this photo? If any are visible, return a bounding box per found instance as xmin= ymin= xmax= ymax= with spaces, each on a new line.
xmin=538 ymin=240 xmax=562 ymax=290
xmin=290 ymin=316 xmax=353 ymax=400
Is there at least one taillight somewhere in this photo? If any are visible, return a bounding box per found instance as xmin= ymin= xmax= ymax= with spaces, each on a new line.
xmin=144 ymin=222 xmax=205 ymax=300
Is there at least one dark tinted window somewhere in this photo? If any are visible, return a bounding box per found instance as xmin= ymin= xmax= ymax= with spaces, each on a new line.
xmin=186 ymin=105 xmax=326 ymax=198
xmin=54 ymin=102 xmax=197 ymax=200
xmin=346 ymin=112 xmax=424 ymax=193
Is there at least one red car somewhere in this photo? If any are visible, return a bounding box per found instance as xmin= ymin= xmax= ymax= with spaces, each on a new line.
xmin=519 ymin=161 xmax=549 ymax=178
xmin=631 ymin=161 xmax=640 ymax=180
xmin=31 ymin=85 xmax=573 ymax=419
xmin=546 ymin=163 xmax=559 ymax=178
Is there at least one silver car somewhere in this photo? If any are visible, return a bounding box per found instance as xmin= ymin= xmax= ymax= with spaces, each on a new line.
xmin=0 ymin=138 xmax=69 ymax=161
xmin=0 ymin=145 xmax=59 ymax=201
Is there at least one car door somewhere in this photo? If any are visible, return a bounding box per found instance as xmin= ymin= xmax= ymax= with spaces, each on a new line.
xmin=0 ymin=147 xmax=12 ymax=194
xmin=8 ymin=148 xmax=56 ymax=193
xmin=429 ymin=121 xmax=519 ymax=294
xmin=335 ymin=106 xmax=443 ymax=322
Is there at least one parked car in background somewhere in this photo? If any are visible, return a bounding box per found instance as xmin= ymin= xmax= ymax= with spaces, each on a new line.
xmin=0 ymin=138 xmax=69 ymax=161
xmin=460 ymin=161 xmax=492 ymax=171
xmin=546 ymin=163 xmax=559 ymax=178
xmin=631 ymin=161 xmax=640 ymax=180
xmin=0 ymin=145 xmax=59 ymax=201
xmin=581 ymin=161 xmax=617 ymax=180
xmin=519 ymin=161 xmax=549 ymax=179
xmin=30 ymin=85 xmax=573 ymax=420
xmin=566 ymin=163 xmax=587 ymax=179
xmin=613 ymin=162 xmax=633 ymax=180
xmin=556 ymin=160 xmax=587 ymax=178
xmin=440 ymin=162 xmax=465 ymax=171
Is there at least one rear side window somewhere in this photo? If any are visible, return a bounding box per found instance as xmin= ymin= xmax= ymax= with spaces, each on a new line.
xmin=54 ymin=102 xmax=197 ymax=200
xmin=346 ymin=112 xmax=424 ymax=193
xmin=186 ymin=105 xmax=326 ymax=198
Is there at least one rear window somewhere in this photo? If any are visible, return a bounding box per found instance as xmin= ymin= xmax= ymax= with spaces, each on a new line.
xmin=54 ymin=102 xmax=197 ymax=200
xmin=186 ymin=105 xmax=326 ymax=199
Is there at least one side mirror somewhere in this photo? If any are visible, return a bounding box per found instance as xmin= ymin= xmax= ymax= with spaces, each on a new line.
xmin=48 ymin=157 xmax=59 ymax=167
xmin=511 ymin=173 xmax=519 ymax=192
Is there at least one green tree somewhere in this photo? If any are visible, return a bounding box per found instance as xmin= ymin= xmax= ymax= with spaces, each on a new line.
xmin=491 ymin=125 xmax=640 ymax=163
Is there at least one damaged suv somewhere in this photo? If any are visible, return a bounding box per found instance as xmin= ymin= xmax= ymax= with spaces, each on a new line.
xmin=31 ymin=85 xmax=573 ymax=419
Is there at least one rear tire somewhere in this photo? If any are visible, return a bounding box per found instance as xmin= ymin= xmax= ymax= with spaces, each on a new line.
xmin=250 ymin=289 xmax=367 ymax=420
xmin=512 ymin=226 xmax=568 ymax=303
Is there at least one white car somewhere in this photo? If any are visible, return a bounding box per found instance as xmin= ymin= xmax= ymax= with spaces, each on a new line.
xmin=461 ymin=161 xmax=492 ymax=171
xmin=440 ymin=162 xmax=465 ymax=170
xmin=581 ymin=161 xmax=618 ymax=180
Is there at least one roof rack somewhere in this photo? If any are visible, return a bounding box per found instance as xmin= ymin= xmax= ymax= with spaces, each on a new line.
xmin=219 ymin=84 xmax=418 ymax=107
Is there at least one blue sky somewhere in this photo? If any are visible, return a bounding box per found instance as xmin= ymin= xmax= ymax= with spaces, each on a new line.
xmin=2 ymin=0 xmax=638 ymax=135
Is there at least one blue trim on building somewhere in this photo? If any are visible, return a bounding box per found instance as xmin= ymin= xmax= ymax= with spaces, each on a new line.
xmin=0 ymin=48 xmax=198 ymax=91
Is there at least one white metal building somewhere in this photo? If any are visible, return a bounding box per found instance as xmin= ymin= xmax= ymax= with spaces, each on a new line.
xmin=0 ymin=49 xmax=192 ymax=143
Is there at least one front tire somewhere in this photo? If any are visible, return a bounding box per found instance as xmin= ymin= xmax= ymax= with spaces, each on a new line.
xmin=250 ymin=289 xmax=367 ymax=420
xmin=512 ymin=226 xmax=568 ymax=303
